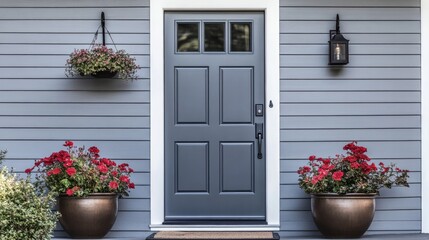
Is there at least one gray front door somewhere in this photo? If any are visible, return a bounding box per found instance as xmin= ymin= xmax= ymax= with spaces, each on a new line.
xmin=164 ymin=12 xmax=265 ymax=223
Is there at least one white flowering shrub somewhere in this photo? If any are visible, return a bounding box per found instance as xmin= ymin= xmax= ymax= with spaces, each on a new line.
xmin=0 ymin=151 xmax=59 ymax=240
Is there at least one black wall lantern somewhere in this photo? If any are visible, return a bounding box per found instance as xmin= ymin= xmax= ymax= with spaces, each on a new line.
xmin=329 ymin=14 xmax=349 ymax=65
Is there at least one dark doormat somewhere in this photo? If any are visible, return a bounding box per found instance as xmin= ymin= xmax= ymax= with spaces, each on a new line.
xmin=146 ymin=232 xmax=280 ymax=240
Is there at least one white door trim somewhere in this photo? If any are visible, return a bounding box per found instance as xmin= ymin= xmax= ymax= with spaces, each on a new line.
xmin=421 ymin=0 xmax=428 ymax=234
xmin=150 ymin=0 xmax=280 ymax=230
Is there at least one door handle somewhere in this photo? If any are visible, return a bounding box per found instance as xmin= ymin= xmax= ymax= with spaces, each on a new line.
xmin=255 ymin=123 xmax=263 ymax=159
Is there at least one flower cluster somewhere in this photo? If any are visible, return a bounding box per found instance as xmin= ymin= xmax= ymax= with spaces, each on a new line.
xmin=26 ymin=141 xmax=135 ymax=197
xmin=65 ymin=45 xmax=139 ymax=80
xmin=297 ymin=142 xmax=409 ymax=194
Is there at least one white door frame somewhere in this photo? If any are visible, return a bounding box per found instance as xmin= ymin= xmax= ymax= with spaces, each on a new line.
xmin=421 ymin=0 xmax=428 ymax=234
xmin=149 ymin=0 xmax=280 ymax=231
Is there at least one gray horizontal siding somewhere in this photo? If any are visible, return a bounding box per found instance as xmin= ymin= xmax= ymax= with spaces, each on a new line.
xmin=0 ymin=0 xmax=151 ymax=238
xmin=279 ymin=0 xmax=421 ymax=237
xmin=281 ymin=34 xmax=421 ymax=44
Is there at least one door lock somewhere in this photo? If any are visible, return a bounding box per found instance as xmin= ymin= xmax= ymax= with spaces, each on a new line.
xmin=255 ymin=104 xmax=264 ymax=116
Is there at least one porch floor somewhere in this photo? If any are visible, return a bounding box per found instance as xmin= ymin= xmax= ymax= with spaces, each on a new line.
xmin=53 ymin=233 xmax=429 ymax=240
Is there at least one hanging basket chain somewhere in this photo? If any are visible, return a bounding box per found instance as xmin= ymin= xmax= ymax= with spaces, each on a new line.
xmin=89 ymin=25 xmax=118 ymax=52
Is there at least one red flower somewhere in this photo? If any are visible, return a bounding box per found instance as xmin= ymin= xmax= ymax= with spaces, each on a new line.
xmin=309 ymin=155 xmax=316 ymax=161
xmin=66 ymin=188 xmax=74 ymax=196
xmin=63 ymin=159 xmax=73 ymax=167
xmin=63 ymin=141 xmax=74 ymax=147
xmin=48 ymin=168 xmax=61 ymax=176
xmin=111 ymin=171 xmax=118 ymax=177
xmin=128 ymin=182 xmax=135 ymax=189
xmin=66 ymin=167 xmax=76 ymax=176
xmin=25 ymin=168 xmax=33 ymax=174
xmin=119 ymin=175 xmax=130 ymax=183
xmin=109 ymin=181 xmax=119 ymax=189
xmin=298 ymin=166 xmax=311 ymax=174
xmin=318 ymin=169 xmax=328 ymax=177
xmin=322 ymin=159 xmax=331 ymax=165
xmin=351 ymin=162 xmax=360 ymax=169
xmin=311 ymin=175 xmax=324 ymax=185
xmin=88 ymin=146 xmax=100 ymax=154
xmin=98 ymin=164 xmax=108 ymax=174
xmin=332 ymin=171 xmax=344 ymax=181
xmin=344 ymin=156 xmax=357 ymax=163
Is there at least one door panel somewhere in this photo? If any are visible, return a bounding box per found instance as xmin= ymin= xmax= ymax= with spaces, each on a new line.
xmin=220 ymin=68 xmax=254 ymax=124
xmin=175 ymin=68 xmax=209 ymax=124
xmin=165 ymin=12 xmax=265 ymax=223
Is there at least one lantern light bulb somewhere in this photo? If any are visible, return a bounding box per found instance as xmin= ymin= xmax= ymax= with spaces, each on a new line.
xmin=335 ymin=44 xmax=341 ymax=61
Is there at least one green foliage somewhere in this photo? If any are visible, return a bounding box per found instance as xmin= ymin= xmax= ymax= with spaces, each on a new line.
xmin=0 ymin=152 xmax=59 ymax=240
xmin=65 ymin=44 xmax=140 ymax=80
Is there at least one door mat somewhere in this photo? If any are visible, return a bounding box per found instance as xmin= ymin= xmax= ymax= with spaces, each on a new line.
xmin=146 ymin=232 xmax=280 ymax=240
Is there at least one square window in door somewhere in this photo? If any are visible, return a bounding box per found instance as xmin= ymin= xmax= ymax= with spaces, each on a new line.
xmin=177 ymin=22 xmax=200 ymax=52
xmin=230 ymin=22 xmax=252 ymax=52
xmin=204 ymin=22 xmax=225 ymax=52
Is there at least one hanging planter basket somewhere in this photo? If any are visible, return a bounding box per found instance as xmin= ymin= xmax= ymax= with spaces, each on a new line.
xmin=91 ymin=71 xmax=118 ymax=78
xmin=65 ymin=12 xmax=139 ymax=80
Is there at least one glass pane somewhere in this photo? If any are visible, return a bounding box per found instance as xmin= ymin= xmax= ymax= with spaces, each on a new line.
xmin=177 ymin=23 xmax=199 ymax=52
xmin=230 ymin=23 xmax=252 ymax=52
xmin=204 ymin=22 xmax=225 ymax=52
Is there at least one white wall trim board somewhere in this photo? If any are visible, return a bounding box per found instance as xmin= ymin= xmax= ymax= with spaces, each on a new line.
xmin=150 ymin=0 xmax=280 ymax=230
xmin=421 ymin=0 xmax=428 ymax=234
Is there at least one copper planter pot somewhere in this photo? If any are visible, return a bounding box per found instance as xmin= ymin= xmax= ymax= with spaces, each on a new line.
xmin=58 ymin=193 xmax=119 ymax=239
xmin=311 ymin=193 xmax=376 ymax=238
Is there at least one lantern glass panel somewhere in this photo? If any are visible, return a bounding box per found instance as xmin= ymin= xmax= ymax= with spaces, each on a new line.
xmin=333 ymin=43 xmax=346 ymax=61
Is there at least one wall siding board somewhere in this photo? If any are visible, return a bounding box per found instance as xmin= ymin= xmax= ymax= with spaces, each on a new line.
xmin=0 ymin=20 xmax=149 ymax=33
xmin=280 ymin=21 xmax=420 ymax=34
xmin=0 ymin=0 xmax=150 ymax=7
xmin=0 ymin=116 xmax=150 ymax=128
xmin=0 ymin=103 xmax=150 ymax=116
xmin=281 ymin=45 xmax=421 ymax=55
xmin=0 ymin=8 xmax=150 ymax=20
xmin=280 ymin=129 xmax=421 ymax=141
xmin=0 ymin=79 xmax=150 ymax=91
xmin=280 ymin=0 xmax=420 ymax=7
xmin=280 ymin=8 xmax=420 ymax=21
xmin=281 ymin=68 xmax=420 ymax=79
xmin=280 ymin=92 xmax=420 ymax=103
xmin=281 ymin=80 xmax=421 ymax=91
xmin=280 ymin=103 xmax=420 ymax=116
xmin=0 ymin=33 xmax=150 ymax=44
xmin=0 ymin=44 xmax=150 ymax=55
xmin=279 ymin=0 xmax=421 ymax=236
xmin=0 ymin=0 xmax=421 ymax=238
xmin=0 ymin=67 xmax=150 ymax=79
xmin=281 ymin=33 xmax=421 ymax=44
xmin=280 ymin=55 xmax=421 ymax=67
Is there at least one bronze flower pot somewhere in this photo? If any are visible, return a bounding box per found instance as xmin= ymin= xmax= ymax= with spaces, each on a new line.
xmin=311 ymin=193 xmax=376 ymax=238
xmin=58 ymin=193 xmax=119 ymax=239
